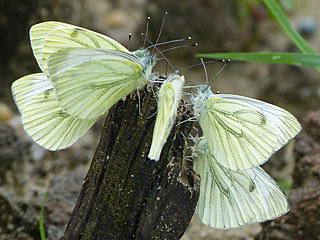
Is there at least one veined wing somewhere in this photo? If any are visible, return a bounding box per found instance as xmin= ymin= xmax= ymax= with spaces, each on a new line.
xmin=30 ymin=21 xmax=128 ymax=72
xmin=48 ymin=48 xmax=147 ymax=119
xmin=148 ymin=74 xmax=185 ymax=161
xmin=11 ymin=73 xmax=53 ymax=111
xmin=216 ymin=94 xmax=301 ymax=151
xmin=11 ymin=73 xmax=96 ymax=150
xmin=193 ymin=138 xmax=289 ymax=229
xmin=195 ymin=96 xmax=278 ymax=170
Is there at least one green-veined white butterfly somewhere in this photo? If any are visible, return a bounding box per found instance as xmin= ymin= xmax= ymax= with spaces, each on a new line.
xmin=192 ymin=85 xmax=301 ymax=170
xmin=193 ymin=137 xmax=289 ymax=229
xmin=12 ymin=21 xmax=157 ymax=149
xmin=148 ymin=73 xmax=185 ymax=161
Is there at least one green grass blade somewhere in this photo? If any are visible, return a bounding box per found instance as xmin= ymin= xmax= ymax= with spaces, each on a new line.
xmin=39 ymin=192 xmax=47 ymax=240
xmin=196 ymin=52 xmax=320 ymax=67
xmin=262 ymin=0 xmax=316 ymax=54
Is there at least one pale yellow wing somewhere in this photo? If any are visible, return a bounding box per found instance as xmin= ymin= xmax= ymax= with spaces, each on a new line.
xmin=217 ymin=94 xmax=301 ymax=151
xmin=193 ymin=138 xmax=289 ymax=229
xmin=11 ymin=73 xmax=96 ymax=150
xmin=148 ymin=74 xmax=185 ymax=161
xmin=30 ymin=21 xmax=128 ymax=72
xmin=48 ymin=48 xmax=147 ymax=119
xmin=194 ymin=95 xmax=278 ymax=170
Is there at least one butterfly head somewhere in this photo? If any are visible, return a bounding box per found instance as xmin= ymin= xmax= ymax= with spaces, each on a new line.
xmin=133 ymin=48 xmax=157 ymax=66
xmin=191 ymin=84 xmax=213 ymax=113
xmin=199 ymin=85 xmax=211 ymax=95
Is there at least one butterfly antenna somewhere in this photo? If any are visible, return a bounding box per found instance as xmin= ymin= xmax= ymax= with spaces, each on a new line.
xmin=161 ymin=43 xmax=198 ymax=54
xmin=128 ymin=33 xmax=132 ymax=51
xmin=152 ymin=11 xmax=168 ymax=54
xmin=143 ymin=16 xmax=151 ymax=48
xmin=141 ymin=33 xmax=175 ymax=71
xmin=208 ymin=59 xmax=230 ymax=86
xmin=146 ymin=36 xmax=192 ymax=50
xmin=178 ymin=59 xmax=224 ymax=73
xmin=200 ymin=58 xmax=209 ymax=85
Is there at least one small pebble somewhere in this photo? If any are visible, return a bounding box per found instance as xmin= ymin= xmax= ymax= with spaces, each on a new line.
xmin=0 ymin=102 xmax=13 ymax=122
xmin=299 ymin=17 xmax=317 ymax=37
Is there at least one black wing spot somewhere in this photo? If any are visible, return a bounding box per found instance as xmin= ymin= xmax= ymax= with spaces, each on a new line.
xmin=71 ymin=28 xmax=83 ymax=38
xmin=249 ymin=182 xmax=256 ymax=192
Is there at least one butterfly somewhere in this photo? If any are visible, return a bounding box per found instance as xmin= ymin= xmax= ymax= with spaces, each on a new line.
xmin=12 ymin=21 xmax=157 ymax=150
xmin=148 ymin=73 xmax=185 ymax=161
xmin=192 ymin=137 xmax=289 ymax=229
xmin=192 ymin=85 xmax=301 ymax=170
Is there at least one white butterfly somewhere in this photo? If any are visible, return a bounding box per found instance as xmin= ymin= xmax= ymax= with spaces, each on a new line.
xmin=193 ymin=137 xmax=289 ymax=229
xmin=192 ymin=85 xmax=301 ymax=170
xmin=148 ymin=73 xmax=185 ymax=161
xmin=12 ymin=21 xmax=157 ymax=150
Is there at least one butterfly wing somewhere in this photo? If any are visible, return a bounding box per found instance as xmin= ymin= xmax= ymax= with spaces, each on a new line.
xmin=193 ymin=138 xmax=289 ymax=229
xmin=195 ymin=95 xmax=278 ymax=170
xmin=11 ymin=73 xmax=97 ymax=150
xmin=148 ymin=74 xmax=185 ymax=161
xmin=30 ymin=21 xmax=128 ymax=72
xmin=11 ymin=73 xmax=53 ymax=111
xmin=216 ymin=94 xmax=301 ymax=151
xmin=48 ymin=48 xmax=148 ymax=119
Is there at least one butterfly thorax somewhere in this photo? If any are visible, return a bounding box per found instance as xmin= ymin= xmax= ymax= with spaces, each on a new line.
xmin=132 ymin=48 xmax=157 ymax=80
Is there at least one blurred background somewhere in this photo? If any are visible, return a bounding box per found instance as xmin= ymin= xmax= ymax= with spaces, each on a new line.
xmin=0 ymin=0 xmax=319 ymax=239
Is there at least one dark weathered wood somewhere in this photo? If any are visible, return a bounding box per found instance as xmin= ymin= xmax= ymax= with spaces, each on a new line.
xmin=61 ymin=86 xmax=200 ymax=240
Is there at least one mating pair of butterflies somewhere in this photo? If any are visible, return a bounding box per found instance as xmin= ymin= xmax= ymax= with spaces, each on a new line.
xmin=12 ymin=21 xmax=157 ymax=150
xmin=191 ymin=85 xmax=301 ymax=228
xmin=11 ymin=21 xmax=301 ymax=229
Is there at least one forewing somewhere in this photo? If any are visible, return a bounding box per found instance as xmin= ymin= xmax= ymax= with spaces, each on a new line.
xmin=48 ymin=48 xmax=146 ymax=119
xmin=193 ymin=139 xmax=289 ymax=229
xmin=30 ymin=22 xmax=68 ymax=71
xmin=30 ymin=21 xmax=128 ymax=72
xmin=148 ymin=83 xmax=175 ymax=160
xmin=217 ymin=94 xmax=301 ymax=151
xmin=148 ymin=74 xmax=185 ymax=161
xmin=11 ymin=73 xmax=96 ymax=150
xmin=198 ymin=97 xmax=278 ymax=170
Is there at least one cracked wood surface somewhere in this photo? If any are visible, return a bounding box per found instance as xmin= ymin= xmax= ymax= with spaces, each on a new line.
xmin=61 ymin=85 xmax=200 ymax=240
